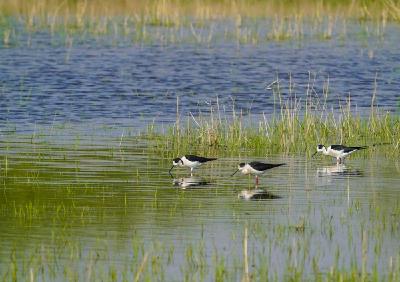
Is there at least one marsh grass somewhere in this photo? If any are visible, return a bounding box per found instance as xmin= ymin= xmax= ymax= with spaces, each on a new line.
xmin=1 ymin=201 xmax=400 ymax=281
xmin=145 ymin=76 xmax=399 ymax=159
xmin=2 ymin=0 xmax=400 ymax=22
xmin=0 ymin=0 xmax=399 ymax=45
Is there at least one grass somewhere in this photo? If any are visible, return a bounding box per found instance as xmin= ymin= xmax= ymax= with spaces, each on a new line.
xmin=1 ymin=199 xmax=400 ymax=281
xmin=146 ymin=77 xmax=400 ymax=159
xmin=0 ymin=0 xmax=399 ymax=45
xmin=1 ymin=0 xmax=400 ymax=22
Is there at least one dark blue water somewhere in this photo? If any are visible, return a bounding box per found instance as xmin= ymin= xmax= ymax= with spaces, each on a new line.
xmin=1 ymin=24 xmax=399 ymax=133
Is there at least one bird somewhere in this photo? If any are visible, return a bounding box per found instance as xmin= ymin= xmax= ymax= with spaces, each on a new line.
xmin=231 ymin=161 xmax=285 ymax=186
xmin=311 ymin=144 xmax=367 ymax=164
xmin=169 ymin=155 xmax=217 ymax=175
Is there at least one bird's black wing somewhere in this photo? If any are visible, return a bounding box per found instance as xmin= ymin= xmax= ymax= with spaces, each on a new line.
xmin=185 ymin=155 xmax=217 ymax=163
xmin=330 ymin=145 xmax=347 ymax=151
xmin=330 ymin=145 xmax=367 ymax=153
xmin=249 ymin=162 xmax=285 ymax=171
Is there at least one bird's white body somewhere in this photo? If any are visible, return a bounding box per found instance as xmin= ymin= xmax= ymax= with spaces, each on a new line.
xmin=321 ymin=146 xmax=350 ymax=159
xmin=180 ymin=156 xmax=202 ymax=171
xmin=170 ymin=155 xmax=217 ymax=176
xmin=232 ymin=161 xmax=285 ymax=186
xmin=238 ymin=163 xmax=265 ymax=176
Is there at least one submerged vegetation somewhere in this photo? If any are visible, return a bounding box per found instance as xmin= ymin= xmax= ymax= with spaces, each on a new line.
xmin=1 ymin=127 xmax=400 ymax=281
xmin=1 ymin=0 xmax=400 ymax=45
xmin=1 ymin=121 xmax=400 ymax=281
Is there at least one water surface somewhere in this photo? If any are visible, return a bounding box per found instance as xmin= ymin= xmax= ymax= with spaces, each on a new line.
xmin=1 ymin=24 xmax=399 ymax=133
xmin=0 ymin=134 xmax=399 ymax=280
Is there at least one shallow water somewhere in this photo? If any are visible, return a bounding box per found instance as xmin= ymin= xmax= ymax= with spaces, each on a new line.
xmin=0 ymin=134 xmax=399 ymax=280
xmin=1 ymin=19 xmax=400 ymax=280
xmin=0 ymin=23 xmax=399 ymax=133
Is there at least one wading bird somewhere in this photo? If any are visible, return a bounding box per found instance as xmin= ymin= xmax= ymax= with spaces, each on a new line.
xmin=311 ymin=144 xmax=367 ymax=164
xmin=231 ymin=161 xmax=285 ymax=186
xmin=169 ymin=155 xmax=217 ymax=175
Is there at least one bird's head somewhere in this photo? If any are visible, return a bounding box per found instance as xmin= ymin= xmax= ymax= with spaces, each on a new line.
xmin=312 ymin=144 xmax=325 ymax=158
xmin=172 ymin=158 xmax=183 ymax=166
xmin=232 ymin=162 xmax=247 ymax=176
xmin=169 ymin=158 xmax=183 ymax=176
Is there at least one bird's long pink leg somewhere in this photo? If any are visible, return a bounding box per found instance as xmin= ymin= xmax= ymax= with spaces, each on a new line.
xmin=255 ymin=175 xmax=259 ymax=186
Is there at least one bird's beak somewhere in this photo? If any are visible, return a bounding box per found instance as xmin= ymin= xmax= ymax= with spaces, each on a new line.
xmin=311 ymin=151 xmax=318 ymax=158
xmin=231 ymin=169 xmax=239 ymax=176
xmin=168 ymin=165 xmax=175 ymax=177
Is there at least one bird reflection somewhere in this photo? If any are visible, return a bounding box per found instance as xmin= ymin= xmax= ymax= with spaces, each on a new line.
xmin=238 ymin=188 xmax=281 ymax=200
xmin=173 ymin=176 xmax=210 ymax=189
xmin=316 ymin=164 xmax=363 ymax=177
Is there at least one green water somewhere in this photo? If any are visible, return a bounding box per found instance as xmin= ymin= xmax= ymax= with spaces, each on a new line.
xmin=1 ymin=131 xmax=399 ymax=281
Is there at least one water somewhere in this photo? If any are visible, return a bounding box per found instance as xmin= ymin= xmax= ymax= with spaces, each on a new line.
xmin=1 ymin=25 xmax=399 ymax=133
xmin=1 ymin=20 xmax=400 ymax=280
xmin=0 ymin=133 xmax=399 ymax=280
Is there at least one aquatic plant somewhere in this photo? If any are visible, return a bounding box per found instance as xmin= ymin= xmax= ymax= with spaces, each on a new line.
xmin=0 ymin=0 xmax=399 ymax=45
xmin=146 ymin=75 xmax=399 ymax=158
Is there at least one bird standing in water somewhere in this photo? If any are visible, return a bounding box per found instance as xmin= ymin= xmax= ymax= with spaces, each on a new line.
xmin=169 ymin=155 xmax=217 ymax=176
xmin=311 ymin=144 xmax=367 ymax=164
xmin=231 ymin=161 xmax=285 ymax=186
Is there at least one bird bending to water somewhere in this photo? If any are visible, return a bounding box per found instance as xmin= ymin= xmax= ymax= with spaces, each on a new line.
xmin=169 ymin=155 xmax=217 ymax=175
xmin=231 ymin=161 xmax=285 ymax=185
xmin=311 ymin=144 xmax=367 ymax=164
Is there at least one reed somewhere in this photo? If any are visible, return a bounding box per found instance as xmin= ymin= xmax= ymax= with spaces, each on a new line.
xmin=0 ymin=0 xmax=399 ymax=45
xmin=147 ymin=77 xmax=399 ymax=158
xmin=1 ymin=203 xmax=399 ymax=281
xmin=1 ymin=1 xmax=399 ymax=22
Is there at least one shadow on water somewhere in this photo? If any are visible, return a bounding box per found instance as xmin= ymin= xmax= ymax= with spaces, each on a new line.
xmin=238 ymin=188 xmax=281 ymax=200
xmin=172 ymin=176 xmax=210 ymax=189
xmin=316 ymin=164 xmax=364 ymax=178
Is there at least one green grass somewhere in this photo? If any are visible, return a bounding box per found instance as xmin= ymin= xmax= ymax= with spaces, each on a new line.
xmin=145 ymin=80 xmax=400 ymax=159
xmin=1 ymin=200 xmax=400 ymax=281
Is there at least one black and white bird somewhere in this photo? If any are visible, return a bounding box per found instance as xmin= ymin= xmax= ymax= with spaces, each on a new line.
xmin=169 ymin=155 xmax=217 ymax=175
xmin=231 ymin=161 xmax=285 ymax=185
xmin=311 ymin=144 xmax=367 ymax=164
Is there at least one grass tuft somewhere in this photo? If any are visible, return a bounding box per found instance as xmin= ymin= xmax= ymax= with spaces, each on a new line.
xmin=145 ymin=77 xmax=399 ymax=158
